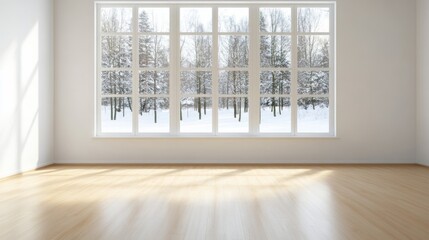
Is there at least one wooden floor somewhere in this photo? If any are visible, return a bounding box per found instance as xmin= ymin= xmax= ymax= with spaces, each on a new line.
xmin=0 ymin=165 xmax=428 ymax=240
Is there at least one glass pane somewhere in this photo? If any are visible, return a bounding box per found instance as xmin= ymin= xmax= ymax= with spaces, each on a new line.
xmin=139 ymin=71 xmax=169 ymax=94
xmin=219 ymin=71 xmax=248 ymax=94
xmin=259 ymin=8 xmax=291 ymax=32
xmin=180 ymin=35 xmax=212 ymax=68
xmin=102 ymin=36 xmax=132 ymax=68
xmin=138 ymin=8 xmax=170 ymax=32
xmin=298 ymin=35 xmax=329 ymax=68
xmin=298 ymin=71 xmax=329 ymax=95
xmin=260 ymin=71 xmax=291 ymax=95
xmin=218 ymin=97 xmax=249 ymax=133
xmin=260 ymin=97 xmax=291 ymax=133
xmin=101 ymin=71 xmax=132 ymax=95
xmin=180 ymin=8 xmax=212 ymax=32
xmin=181 ymin=71 xmax=212 ymax=94
xmin=139 ymin=98 xmax=169 ymax=133
xmin=219 ymin=8 xmax=249 ymax=32
xmin=180 ymin=97 xmax=212 ymax=133
xmin=101 ymin=8 xmax=132 ymax=33
xmin=298 ymin=97 xmax=329 ymax=133
xmin=101 ymin=97 xmax=132 ymax=133
xmin=260 ymin=35 xmax=291 ymax=67
xmin=298 ymin=8 xmax=330 ymax=33
xmin=139 ymin=35 xmax=169 ymax=68
xmin=219 ymin=35 xmax=249 ymax=68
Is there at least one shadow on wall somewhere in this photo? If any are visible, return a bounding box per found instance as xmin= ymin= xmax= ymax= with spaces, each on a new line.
xmin=0 ymin=0 xmax=52 ymax=178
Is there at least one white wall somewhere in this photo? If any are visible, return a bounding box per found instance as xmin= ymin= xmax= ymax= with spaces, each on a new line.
xmin=416 ymin=0 xmax=429 ymax=166
xmin=0 ymin=0 xmax=54 ymax=177
xmin=54 ymin=0 xmax=416 ymax=164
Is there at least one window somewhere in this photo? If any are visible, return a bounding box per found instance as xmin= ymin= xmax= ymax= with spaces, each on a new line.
xmin=96 ymin=2 xmax=335 ymax=137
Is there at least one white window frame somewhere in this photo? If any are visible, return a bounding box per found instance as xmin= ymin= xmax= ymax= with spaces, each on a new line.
xmin=95 ymin=1 xmax=336 ymax=138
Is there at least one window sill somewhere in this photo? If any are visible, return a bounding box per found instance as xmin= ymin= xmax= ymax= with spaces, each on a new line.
xmin=93 ymin=134 xmax=338 ymax=139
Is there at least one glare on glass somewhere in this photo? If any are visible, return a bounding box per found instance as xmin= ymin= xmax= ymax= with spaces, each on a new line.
xmin=219 ymin=8 xmax=249 ymax=32
xmin=180 ymin=35 xmax=212 ymax=68
xmin=139 ymin=98 xmax=170 ymax=133
xmin=297 ymin=97 xmax=329 ymax=133
xmin=101 ymin=97 xmax=132 ymax=133
xmin=298 ymin=8 xmax=330 ymax=32
xmin=260 ymin=71 xmax=291 ymax=95
xmin=260 ymin=97 xmax=291 ymax=133
xmin=138 ymin=8 xmax=170 ymax=32
xmin=181 ymin=71 xmax=212 ymax=94
xmin=102 ymin=36 xmax=132 ymax=68
xmin=260 ymin=35 xmax=291 ymax=68
xmin=218 ymin=97 xmax=249 ymax=133
xmin=298 ymin=71 xmax=329 ymax=95
xmin=219 ymin=71 xmax=249 ymax=95
xmin=259 ymin=8 xmax=291 ymax=32
xmin=180 ymin=97 xmax=212 ymax=133
xmin=219 ymin=35 xmax=249 ymax=68
xmin=101 ymin=8 xmax=132 ymax=32
xmin=139 ymin=35 xmax=169 ymax=68
xmin=139 ymin=71 xmax=169 ymax=94
xmin=298 ymin=35 xmax=329 ymax=68
xmin=180 ymin=8 xmax=212 ymax=32
xmin=101 ymin=71 xmax=132 ymax=95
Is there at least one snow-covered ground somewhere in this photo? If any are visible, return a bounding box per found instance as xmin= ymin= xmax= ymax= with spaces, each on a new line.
xmin=101 ymin=105 xmax=329 ymax=133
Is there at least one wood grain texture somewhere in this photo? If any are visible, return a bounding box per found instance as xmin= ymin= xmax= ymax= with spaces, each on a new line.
xmin=0 ymin=164 xmax=428 ymax=240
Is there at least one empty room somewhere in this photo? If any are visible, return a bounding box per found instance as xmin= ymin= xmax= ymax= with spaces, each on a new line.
xmin=1 ymin=0 xmax=428 ymax=239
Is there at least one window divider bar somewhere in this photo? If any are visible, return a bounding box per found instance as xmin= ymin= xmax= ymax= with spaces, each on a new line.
xmin=249 ymin=6 xmax=260 ymax=134
xmin=212 ymin=7 xmax=219 ymax=134
xmin=170 ymin=6 xmax=180 ymax=134
xmin=132 ymin=6 xmax=139 ymax=135
xmin=96 ymin=3 xmax=102 ymax=136
xmin=290 ymin=6 xmax=298 ymax=136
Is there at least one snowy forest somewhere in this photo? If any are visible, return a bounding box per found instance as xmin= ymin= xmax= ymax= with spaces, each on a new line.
xmin=100 ymin=7 xmax=330 ymax=132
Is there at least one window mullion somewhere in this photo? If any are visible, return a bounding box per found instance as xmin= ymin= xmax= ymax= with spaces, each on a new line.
xmin=249 ymin=6 xmax=260 ymax=134
xmin=170 ymin=6 xmax=180 ymax=134
xmin=132 ymin=6 xmax=139 ymax=135
xmin=291 ymin=6 xmax=298 ymax=136
xmin=212 ymin=7 xmax=219 ymax=134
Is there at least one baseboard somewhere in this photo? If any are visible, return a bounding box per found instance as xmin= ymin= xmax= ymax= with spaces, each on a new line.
xmin=0 ymin=162 xmax=54 ymax=181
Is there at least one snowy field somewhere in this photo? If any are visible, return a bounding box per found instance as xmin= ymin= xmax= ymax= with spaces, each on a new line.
xmin=101 ymin=105 xmax=329 ymax=133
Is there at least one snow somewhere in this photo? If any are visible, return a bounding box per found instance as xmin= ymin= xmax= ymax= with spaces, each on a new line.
xmin=101 ymin=105 xmax=329 ymax=134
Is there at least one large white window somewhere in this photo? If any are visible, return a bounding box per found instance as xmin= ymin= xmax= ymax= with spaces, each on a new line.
xmin=96 ymin=2 xmax=335 ymax=137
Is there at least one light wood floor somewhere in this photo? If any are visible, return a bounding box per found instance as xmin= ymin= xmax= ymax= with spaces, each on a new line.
xmin=1 ymin=164 xmax=428 ymax=240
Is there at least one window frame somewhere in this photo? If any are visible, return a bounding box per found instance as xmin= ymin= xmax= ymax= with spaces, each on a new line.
xmin=95 ymin=1 xmax=336 ymax=138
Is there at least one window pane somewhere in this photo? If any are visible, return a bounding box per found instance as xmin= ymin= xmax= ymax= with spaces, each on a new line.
xmin=259 ymin=8 xmax=291 ymax=32
xmin=219 ymin=8 xmax=249 ymax=32
xmin=260 ymin=97 xmax=291 ymax=133
xmin=180 ymin=97 xmax=212 ymax=133
xmin=260 ymin=35 xmax=291 ymax=67
xmin=139 ymin=71 xmax=169 ymax=94
xmin=180 ymin=8 xmax=212 ymax=32
xmin=180 ymin=35 xmax=212 ymax=68
xmin=101 ymin=97 xmax=132 ymax=133
xmin=219 ymin=71 xmax=248 ymax=94
xmin=298 ymin=35 xmax=329 ymax=68
xmin=139 ymin=98 xmax=169 ymax=133
xmin=260 ymin=71 xmax=290 ymax=95
xmin=218 ymin=97 xmax=249 ymax=133
xmin=181 ymin=71 xmax=212 ymax=94
xmin=298 ymin=71 xmax=329 ymax=95
xmin=139 ymin=8 xmax=169 ymax=32
xmin=298 ymin=8 xmax=330 ymax=33
xmin=139 ymin=35 xmax=169 ymax=68
xmin=297 ymin=97 xmax=329 ymax=133
xmin=219 ymin=35 xmax=249 ymax=68
xmin=101 ymin=71 xmax=132 ymax=95
xmin=101 ymin=8 xmax=132 ymax=33
xmin=102 ymin=36 xmax=132 ymax=68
